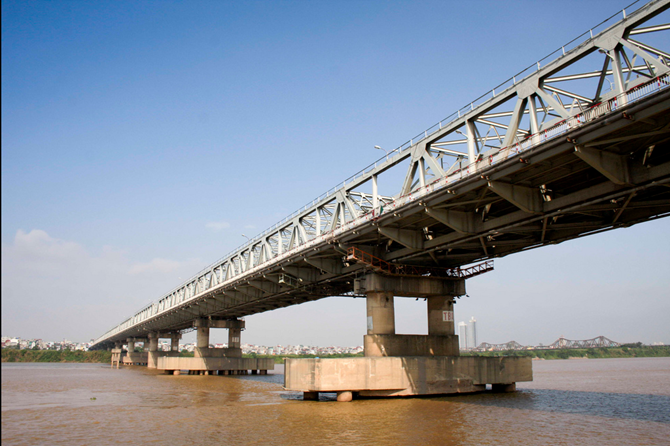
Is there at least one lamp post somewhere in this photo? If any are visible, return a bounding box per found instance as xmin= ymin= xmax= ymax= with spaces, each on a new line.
xmin=374 ymin=145 xmax=389 ymax=157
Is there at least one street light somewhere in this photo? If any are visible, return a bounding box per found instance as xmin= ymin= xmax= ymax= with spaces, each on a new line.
xmin=242 ymin=234 xmax=250 ymax=242
xmin=374 ymin=145 xmax=389 ymax=156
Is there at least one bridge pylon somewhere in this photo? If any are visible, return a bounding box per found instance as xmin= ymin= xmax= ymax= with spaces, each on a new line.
xmin=284 ymin=273 xmax=532 ymax=401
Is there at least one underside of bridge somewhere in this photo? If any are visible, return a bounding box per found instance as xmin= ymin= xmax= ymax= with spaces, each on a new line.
xmin=120 ymin=87 xmax=669 ymax=339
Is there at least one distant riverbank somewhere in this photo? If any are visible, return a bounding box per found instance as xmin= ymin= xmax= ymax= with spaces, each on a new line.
xmin=462 ymin=345 xmax=670 ymax=360
xmin=3 ymin=346 xmax=668 ymax=363
xmin=1 ymin=349 xmax=112 ymax=363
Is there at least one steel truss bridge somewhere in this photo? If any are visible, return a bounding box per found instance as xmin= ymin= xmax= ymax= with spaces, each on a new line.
xmin=474 ymin=336 xmax=621 ymax=352
xmin=91 ymin=0 xmax=670 ymax=350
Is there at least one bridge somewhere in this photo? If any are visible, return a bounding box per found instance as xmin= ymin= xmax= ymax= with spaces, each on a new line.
xmin=474 ymin=336 xmax=622 ymax=352
xmin=93 ymin=0 xmax=670 ymax=400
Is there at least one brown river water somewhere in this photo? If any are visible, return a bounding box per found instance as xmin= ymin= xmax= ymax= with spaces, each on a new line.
xmin=2 ymin=357 xmax=669 ymax=445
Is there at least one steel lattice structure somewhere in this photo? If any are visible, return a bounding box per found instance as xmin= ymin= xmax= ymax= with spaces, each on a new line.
xmin=474 ymin=336 xmax=621 ymax=351
xmin=546 ymin=335 xmax=622 ymax=349
xmin=91 ymin=0 xmax=670 ymax=349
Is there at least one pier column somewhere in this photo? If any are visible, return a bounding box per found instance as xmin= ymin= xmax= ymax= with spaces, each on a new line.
xmin=147 ymin=332 xmax=159 ymax=369
xmin=126 ymin=338 xmax=135 ymax=353
xmin=170 ymin=333 xmax=181 ymax=352
xmin=195 ymin=318 xmax=210 ymax=358
xmin=112 ymin=341 xmax=123 ymax=368
xmin=427 ymin=296 xmax=455 ymax=336
xmin=361 ymin=273 xmax=464 ymax=357
xmin=229 ymin=327 xmax=241 ymax=349
xmin=366 ymin=291 xmax=395 ymax=335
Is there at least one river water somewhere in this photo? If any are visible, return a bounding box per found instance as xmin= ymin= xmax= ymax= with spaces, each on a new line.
xmin=2 ymin=357 xmax=669 ymax=445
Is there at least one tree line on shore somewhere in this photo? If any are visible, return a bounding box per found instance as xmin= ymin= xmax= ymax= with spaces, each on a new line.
xmin=2 ymin=345 xmax=668 ymax=363
xmin=1 ymin=349 xmax=113 ymax=363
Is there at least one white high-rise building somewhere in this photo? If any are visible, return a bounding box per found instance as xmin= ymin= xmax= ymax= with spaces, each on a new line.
xmin=468 ymin=317 xmax=477 ymax=350
xmin=458 ymin=322 xmax=468 ymax=350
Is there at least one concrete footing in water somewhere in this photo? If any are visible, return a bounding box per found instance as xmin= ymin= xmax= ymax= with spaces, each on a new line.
xmin=157 ymin=356 xmax=274 ymax=376
xmin=285 ymin=356 xmax=532 ymax=401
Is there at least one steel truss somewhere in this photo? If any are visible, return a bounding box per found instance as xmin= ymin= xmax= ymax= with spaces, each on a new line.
xmin=474 ymin=336 xmax=621 ymax=351
xmin=92 ymin=0 xmax=670 ymax=349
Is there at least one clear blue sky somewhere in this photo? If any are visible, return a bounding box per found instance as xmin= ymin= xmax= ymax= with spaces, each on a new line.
xmin=3 ymin=0 xmax=668 ymax=346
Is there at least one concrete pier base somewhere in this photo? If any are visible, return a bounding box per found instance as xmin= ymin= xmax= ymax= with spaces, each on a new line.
xmin=122 ymin=352 xmax=149 ymax=366
xmin=148 ymin=350 xmax=179 ymax=368
xmin=284 ymin=356 xmax=532 ymax=398
xmin=157 ymin=356 xmax=274 ymax=375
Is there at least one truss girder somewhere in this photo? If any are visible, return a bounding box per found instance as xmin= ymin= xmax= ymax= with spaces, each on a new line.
xmin=92 ymin=2 xmax=670 ymax=349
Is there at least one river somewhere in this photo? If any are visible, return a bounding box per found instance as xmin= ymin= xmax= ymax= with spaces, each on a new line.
xmin=2 ymin=357 xmax=669 ymax=445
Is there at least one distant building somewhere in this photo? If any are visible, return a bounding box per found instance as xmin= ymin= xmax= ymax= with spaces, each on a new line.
xmin=467 ymin=317 xmax=477 ymax=350
xmin=458 ymin=322 xmax=468 ymax=350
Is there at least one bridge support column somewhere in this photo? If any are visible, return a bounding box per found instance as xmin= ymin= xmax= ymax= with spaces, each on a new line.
xmin=427 ymin=296 xmax=454 ymax=336
xmin=366 ymin=291 xmax=395 ymax=336
xmin=147 ymin=332 xmax=159 ymax=369
xmin=126 ymin=338 xmax=135 ymax=353
xmin=229 ymin=327 xmax=241 ymax=349
xmin=111 ymin=341 xmax=123 ymax=368
xmin=171 ymin=333 xmax=181 ymax=352
xmin=195 ymin=318 xmax=211 ymax=358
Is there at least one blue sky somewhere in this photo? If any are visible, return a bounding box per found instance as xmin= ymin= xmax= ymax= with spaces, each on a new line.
xmin=2 ymin=0 xmax=669 ymax=346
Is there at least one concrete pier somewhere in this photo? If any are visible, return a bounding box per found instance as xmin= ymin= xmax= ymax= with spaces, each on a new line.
xmin=286 ymin=273 xmax=532 ymax=401
xmin=157 ymin=318 xmax=273 ymax=375
xmin=122 ymin=337 xmax=148 ymax=365
xmin=111 ymin=341 xmax=123 ymax=368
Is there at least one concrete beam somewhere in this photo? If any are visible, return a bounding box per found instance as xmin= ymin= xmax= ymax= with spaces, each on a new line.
xmin=247 ymin=280 xmax=281 ymax=294
xmin=358 ymin=273 xmax=465 ymax=298
xmin=207 ymin=318 xmax=245 ymax=329
xmin=303 ymin=257 xmax=343 ymax=275
xmin=574 ymin=145 xmax=632 ymax=185
xmin=425 ymin=208 xmax=478 ymax=234
xmin=378 ymin=227 xmax=423 ymax=250
xmin=488 ymin=181 xmax=543 ymax=214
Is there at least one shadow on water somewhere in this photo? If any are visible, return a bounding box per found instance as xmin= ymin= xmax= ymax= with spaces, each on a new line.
xmin=448 ymin=389 xmax=670 ymax=424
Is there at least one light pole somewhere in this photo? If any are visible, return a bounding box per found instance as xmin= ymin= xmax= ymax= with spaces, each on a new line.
xmin=374 ymin=145 xmax=389 ymax=157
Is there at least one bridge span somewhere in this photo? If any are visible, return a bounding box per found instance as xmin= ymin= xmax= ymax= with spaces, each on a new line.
xmin=93 ymin=0 xmax=670 ymax=400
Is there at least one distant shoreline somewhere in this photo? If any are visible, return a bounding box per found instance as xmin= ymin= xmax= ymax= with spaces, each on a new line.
xmin=462 ymin=345 xmax=670 ymax=360
xmin=3 ymin=346 xmax=668 ymax=363
xmin=1 ymin=349 xmax=112 ymax=363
